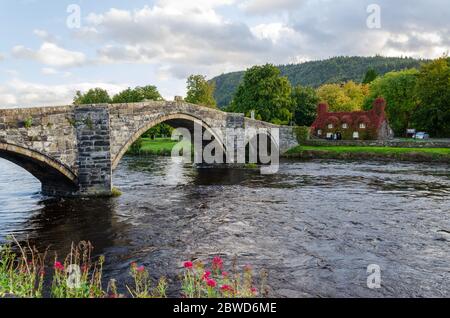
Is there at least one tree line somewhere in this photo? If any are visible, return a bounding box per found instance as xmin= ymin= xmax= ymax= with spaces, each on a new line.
xmin=74 ymin=56 xmax=450 ymax=138
xmin=227 ymin=57 xmax=450 ymax=137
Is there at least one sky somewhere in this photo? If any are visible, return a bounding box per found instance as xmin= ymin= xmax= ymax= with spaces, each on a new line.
xmin=0 ymin=0 xmax=449 ymax=107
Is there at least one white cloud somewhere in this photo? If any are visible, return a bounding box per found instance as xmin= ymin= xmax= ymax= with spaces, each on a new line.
xmin=40 ymin=67 xmax=72 ymax=77
xmin=0 ymin=93 xmax=17 ymax=106
xmin=73 ymin=3 xmax=278 ymax=79
xmin=240 ymin=0 xmax=302 ymax=14
xmin=41 ymin=67 xmax=58 ymax=75
xmin=0 ymin=53 xmax=4 ymax=61
xmin=12 ymin=42 xmax=87 ymax=67
xmin=0 ymin=79 xmax=127 ymax=108
xmin=33 ymin=29 xmax=58 ymax=43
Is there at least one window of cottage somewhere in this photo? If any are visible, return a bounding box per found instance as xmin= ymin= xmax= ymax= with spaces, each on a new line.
xmin=353 ymin=131 xmax=359 ymax=139
xmin=359 ymin=123 xmax=367 ymax=129
xmin=317 ymin=129 xmax=322 ymax=136
xmin=327 ymin=123 xmax=333 ymax=129
xmin=342 ymin=123 xmax=348 ymax=129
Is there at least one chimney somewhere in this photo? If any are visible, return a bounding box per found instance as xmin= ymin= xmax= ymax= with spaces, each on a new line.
xmin=317 ymin=103 xmax=328 ymax=116
xmin=373 ymin=97 xmax=386 ymax=116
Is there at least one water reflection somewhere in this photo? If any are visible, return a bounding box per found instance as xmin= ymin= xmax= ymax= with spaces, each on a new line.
xmin=0 ymin=157 xmax=449 ymax=297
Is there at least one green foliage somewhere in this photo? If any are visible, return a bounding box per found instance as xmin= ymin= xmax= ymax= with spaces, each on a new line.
xmin=0 ymin=240 xmax=45 ymax=298
xmin=111 ymin=187 xmax=122 ymax=197
xmin=73 ymin=88 xmax=111 ymax=105
xmin=185 ymin=75 xmax=217 ymax=108
xmin=212 ymin=56 xmax=425 ymax=108
xmin=143 ymin=123 xmax=174 ymax=139
xmin=229 ymin=64 xmax=293 ymax=124
xmin=317 ymin=81 xmax=368 ymax=112
xmin=127 ymin=263 xmax=167 ymax=298
xmin=362 ymin=68 xmax=379 ymax=84
xmin=127 ymin=138 xmax=143 ymax=155
xmin=112 ymin=85 xmax=163 ymax=103
xmin=23 ymin=117 xmax=33 ymax=129
xmin=291 ymin=86 xmax=319 ymax=126
xmin=363 ymin=69 xmax=419 ymax=136
xmin=413 ymin=57 xmax=450 ymax=137
xmin=294 ymin=126 xmax=311 ymax=142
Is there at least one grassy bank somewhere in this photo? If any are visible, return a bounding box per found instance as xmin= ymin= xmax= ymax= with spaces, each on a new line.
xmin=285 ymin=145 xmax=450 ymax=163
xmin=134 ymin=138 xmax=190 ymax=156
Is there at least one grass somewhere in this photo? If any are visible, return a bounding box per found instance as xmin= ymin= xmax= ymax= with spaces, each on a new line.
xmin=285 ymin=145 xmax=450 ymax=163
xmin=287 ymin=145 xmax=450 ymax=156
xmin=138 ymin=138 xmax=191 ymax=156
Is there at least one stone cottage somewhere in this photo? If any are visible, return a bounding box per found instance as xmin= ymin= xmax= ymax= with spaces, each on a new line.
xmin=310 ymin=97 xmax=394 ymax=140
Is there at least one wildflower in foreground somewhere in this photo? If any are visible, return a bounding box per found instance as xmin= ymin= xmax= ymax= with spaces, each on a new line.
xmin=212 ymin=256 xmax=223 ymax=270
xmin=54 ymin=261 xmax=64 ymax=271
xmin=183 ymin=261 xmax=193 ymax=269
xmin=206 ymin=279 xmax=217 ymax=288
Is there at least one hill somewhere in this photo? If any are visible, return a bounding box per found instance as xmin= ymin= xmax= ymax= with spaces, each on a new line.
xmin=210 ymin=56 xmax=426 ymax=108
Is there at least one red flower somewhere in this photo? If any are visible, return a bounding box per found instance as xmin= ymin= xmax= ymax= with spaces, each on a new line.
xmin=137 ymin=266 xmax=145 ymax=273
xmin=212 ymin=256 xmax=223 ymax=270
xmin=220 ymin=284 xmax=233 ymax=292
xmin=184 ymin=261 xmax=193 ymax=269
xmin=202 ymin=271 xmax=211 ymax=281
xmin=206 ymin=279 xmax=217 ymax=288
xmin=251 ymin=287 xmax=258 ymax=295
xmin=222 ymin=271 xmax=229 ymax=278
xmin=54 ymin=261 xmax=64 ymax=271
xmin=131 ymin=262 xmax=137 ymax=268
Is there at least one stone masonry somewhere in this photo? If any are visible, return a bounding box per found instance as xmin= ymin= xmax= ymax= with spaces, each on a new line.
xmin=0 ymin=101 xmax=299 ymax=197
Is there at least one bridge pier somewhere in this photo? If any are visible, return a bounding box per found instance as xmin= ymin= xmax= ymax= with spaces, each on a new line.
xmin=74 ymin=105 xmax=112 ymax=196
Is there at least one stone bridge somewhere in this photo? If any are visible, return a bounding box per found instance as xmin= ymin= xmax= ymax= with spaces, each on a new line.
xmin=0 ymin=100 xmax=298 ymax=197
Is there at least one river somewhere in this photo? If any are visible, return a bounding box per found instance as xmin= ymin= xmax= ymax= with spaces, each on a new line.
xmin=0 ymin=156 xmax=449 ymax=297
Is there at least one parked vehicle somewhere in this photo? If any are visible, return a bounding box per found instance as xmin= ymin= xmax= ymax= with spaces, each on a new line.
xmin=413 ymin=132 xmax=430 ymax=140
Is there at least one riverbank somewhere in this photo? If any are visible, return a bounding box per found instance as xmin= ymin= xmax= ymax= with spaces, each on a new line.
xmin=284 ymin=145 xmax=450 ymax=163
xmin=137 ymin=138 xmax=188 ymax=155
xmin=134 ymin=139 xmax=450 ymax=163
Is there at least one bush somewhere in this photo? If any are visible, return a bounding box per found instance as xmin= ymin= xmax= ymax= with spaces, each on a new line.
xmin=127 ymin=138 xmax=143 ymax=155
xmin=294 ymin=126 xmax=310 ymax=142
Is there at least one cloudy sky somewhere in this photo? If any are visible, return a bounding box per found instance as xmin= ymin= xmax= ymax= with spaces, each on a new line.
xmin=0 ymin=0 xmax=448 ymax=107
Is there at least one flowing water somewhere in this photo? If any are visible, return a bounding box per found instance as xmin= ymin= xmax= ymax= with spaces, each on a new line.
xmin=0 ymin=156 xmax=449 ymax=297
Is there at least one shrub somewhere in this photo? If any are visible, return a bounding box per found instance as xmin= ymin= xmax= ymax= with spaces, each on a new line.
xmin=294 ymin=126 xmax=310 ymax=142
xmin=23 ymin=117 xmax=33 ymax=129
xmin=128 ymin=138 xmax=143 ymax=155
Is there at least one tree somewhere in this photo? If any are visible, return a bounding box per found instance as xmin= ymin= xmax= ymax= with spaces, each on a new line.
xmin=363 ymin=69 xmax=419 ymax=136
xmin=185 ymin=75 xmax=217 ymax=108
xmin=362 ymin=68 xmax=378 ymax=84
xmin=112 ymin=85 xmax=163 ymax=103
xmin=73 ymin=88 xmax=111 ymax=105
xmin=413 ymin=57 xmax=450 ymax=137
xmin=316 ymin=82 xmax=368 ymax=112
xmin=291 ymin=85 xmax=319 ymax=126
xmin=229 ymin=64 xmax=293 ymax=124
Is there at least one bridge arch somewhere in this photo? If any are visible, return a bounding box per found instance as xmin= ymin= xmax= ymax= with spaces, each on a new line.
xmin=111 ymin=112 xmax=227 ymax=170
xmin=0 ymin=143 xmax=78 ymax=196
